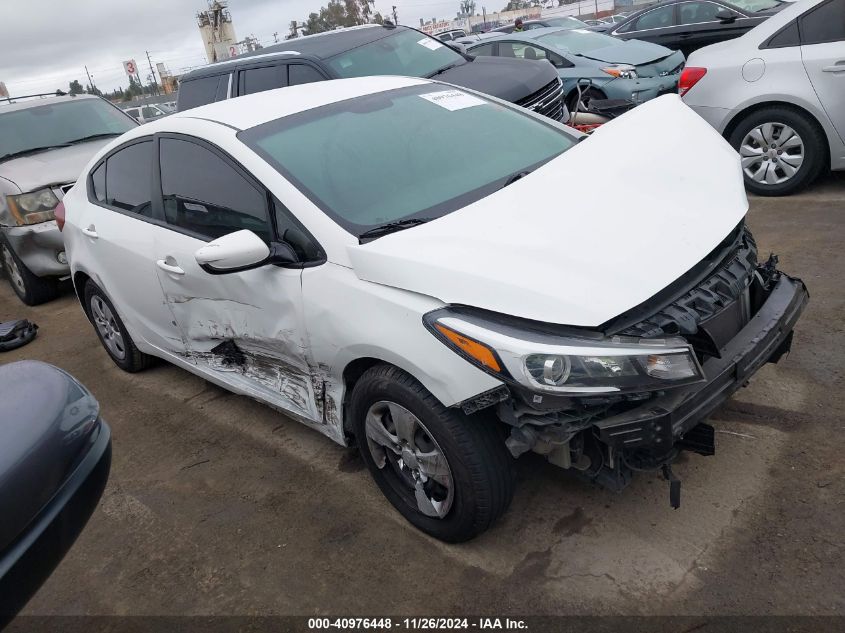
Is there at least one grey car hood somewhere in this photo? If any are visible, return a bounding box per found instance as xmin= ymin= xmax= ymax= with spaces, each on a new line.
xmin=0 ymin=138 xmax=112 ymax=193
xmin=577 ymin=38 xmax=675 ymax=66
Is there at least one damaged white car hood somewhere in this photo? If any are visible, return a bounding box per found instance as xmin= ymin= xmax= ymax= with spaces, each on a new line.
xmin=347 ymin=95 xmax=748 ymax=328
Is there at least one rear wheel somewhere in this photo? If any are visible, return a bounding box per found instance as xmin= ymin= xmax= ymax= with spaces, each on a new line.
xmin=84 ymin=281 xmax=154 ymax=372
xmin=0 ymin=237 xmax=58 ymax=306
xmin=728 ymin=106 xmax=826 ymax=196
xmin=350 ymin=364 xmax=514 ymax=542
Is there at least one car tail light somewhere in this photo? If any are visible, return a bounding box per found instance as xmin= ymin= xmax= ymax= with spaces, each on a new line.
xmin=55 ymin=201 xmax=66 ymax=232
xmin=679 ymin=67 xmax=707 ymax=97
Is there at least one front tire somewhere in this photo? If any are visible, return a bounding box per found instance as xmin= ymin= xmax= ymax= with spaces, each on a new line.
xmin=84 ymin=281 xmax=154 ymax=372
xmin=0 ymin=237 xmax=58 ymax=306
xmin=728 ymin=106 xmax=826 ymax=197
xmin=350 ymin=364 xmax=514 ymax=542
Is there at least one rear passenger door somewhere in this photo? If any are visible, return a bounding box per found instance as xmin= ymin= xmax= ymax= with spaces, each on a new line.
xmin=76 ymin=139 xmax=181 ymax=350
xmin=798 ymin=0 xmax=845 ymax=143
xmin=177 ymin=73 xmax=231 ymax=111
xmin=150 ymin=134 xmax=324 ymax=423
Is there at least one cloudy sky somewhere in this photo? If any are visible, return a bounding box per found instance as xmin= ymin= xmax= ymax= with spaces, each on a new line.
xmin=1 ymin=0 xmax=467 ymax=96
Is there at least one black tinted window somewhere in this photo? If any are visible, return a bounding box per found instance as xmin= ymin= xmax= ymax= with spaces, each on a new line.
xmin=634 ymin=5 xmax=675 ymax=29
xmin=273 ymin=198 xmax=322 ymax=262
xmin=241 ymin=66 xmax=286 ymax=95
xmin=800 ymin=0 xmax=845 ymax=44
xmin=288 ymin=64 xmax=325 ymax=86
xmin=763 ymin=20 xmax=800 ymax=48
xmin=91 ymin=163 xmax=106 ymax=202
xmin=178 ymin=76 xmax=222 ymax=110
xmin=159 ymin=138 xmax=271 ymax=242
xmin=678 ymin=2 xmax=723 ymax=24
xmin=105 ymin=141 xmax=153 ymax=216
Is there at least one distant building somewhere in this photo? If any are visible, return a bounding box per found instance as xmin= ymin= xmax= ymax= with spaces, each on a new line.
xmin=197 ymin=0 xmax=238 ymax=63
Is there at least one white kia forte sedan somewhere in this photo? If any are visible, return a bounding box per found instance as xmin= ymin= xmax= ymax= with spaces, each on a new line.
xmin=58 ymin=76 xmax=807 ymax=542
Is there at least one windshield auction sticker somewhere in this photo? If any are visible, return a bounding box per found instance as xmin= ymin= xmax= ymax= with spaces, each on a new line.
xmin=420 ymin=90 xmax=486 ymax=111
xmin=417 ymin=37 xmax=444 ymax=50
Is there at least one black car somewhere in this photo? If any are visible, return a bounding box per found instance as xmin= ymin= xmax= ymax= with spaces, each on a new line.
xmin=177 ymin=24 xmax=567 ymax=123
xmin=603 ymin=0 xmax=789 ymax=56
xmin=0 ymin=361 xmax=111 ymax=624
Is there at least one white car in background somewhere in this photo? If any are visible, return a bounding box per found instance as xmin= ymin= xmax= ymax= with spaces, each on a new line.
xmin=680 ymin=0 xmax=845 ymax=195
xmin=58 ymin=77 xmax=806 ymax=542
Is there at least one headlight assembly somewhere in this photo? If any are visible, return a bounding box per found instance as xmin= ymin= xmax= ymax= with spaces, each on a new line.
xmin=6 ymin=188 xmax=60 ymax=225
xmin=425 ymin=310 xmax=704 ymax=396
xmin=601 ymin=65 xmax=638 ymax=80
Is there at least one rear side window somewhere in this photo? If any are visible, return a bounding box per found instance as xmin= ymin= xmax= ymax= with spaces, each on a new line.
xmin=762 ymin=21 xmax=800 ymax=48
xmin=240 ymin=65 xmax=286 ymax=95
xmin=800 ymin=0 xmax=845 ymax=44
xmin=91 ymin=163 xmax=106 ymax=202
xmin=104 ymin=141 xmax=153 ymax=216
xmin=288 ymin=64 xmax=325 ymax=86
xmin=677 ymin=2 xmax=724 ymax=25
xmin=633 ymin=5 xmax=675 ymax=30
xmin=178 ymin=75 xmax=223 ymax=110
xmin=159 ymin=138 xmax=271 ymax=243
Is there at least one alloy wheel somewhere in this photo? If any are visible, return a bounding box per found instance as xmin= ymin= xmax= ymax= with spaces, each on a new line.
xmin=364 ymin=401 xmax=455 ymax=519
xmin=90 ymin=295 xmax=127 ymax=360
xmin=1 ymin=244 xmax=25 ymax=296
xmin=740 ymin=122 xmax=804 ymax=186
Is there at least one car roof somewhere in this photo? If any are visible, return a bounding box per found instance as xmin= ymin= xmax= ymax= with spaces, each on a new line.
xmin=153 ymin=75 xmax=431 ymax=132
xmin=180 ymin=24 xmax=406 ymax=81
xmin=0 ymin=93 xmax=101 ymax=114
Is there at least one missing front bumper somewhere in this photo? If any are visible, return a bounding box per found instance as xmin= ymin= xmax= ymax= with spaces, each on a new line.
xmin=593 ymin=272 xmax=808 ymax=452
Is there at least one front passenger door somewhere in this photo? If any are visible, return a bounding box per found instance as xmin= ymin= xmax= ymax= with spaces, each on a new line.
xmin=151 ymin=135 xmax=322 ymax=423
xmin=799 ymin=0 xmax=845 ymax=143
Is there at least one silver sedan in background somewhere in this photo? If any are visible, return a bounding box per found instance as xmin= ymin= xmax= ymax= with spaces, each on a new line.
xmin=680 ymin=0 xmax=845 ymax=196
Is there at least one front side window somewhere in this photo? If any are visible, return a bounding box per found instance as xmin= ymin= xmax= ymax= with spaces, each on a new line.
xmin=0 ymin=99 xmax=136 ymax=162
xmin=104 ymin=141 xmax=153 ymax=216
xmin=469 ymin=42 xmax=495 ymax=56
xmin=158 ymin=138 xmax=271 ymax=243
xmin=288 ymin=64 xmax=325 ymax=86
xmin=240 ymin=84 xmax=576 ymax=237
xmin=800 ymin=0 xmax=845 ymax=44
xmin=678 ymin=2 xmax=726 ymax=24
xmin=326 ymin=29 xmax=465 ymax=79
xmin=731 ymin=0 xmax=785 ymax=11
xmin=632 ymin=5 xmax=676 ymax=30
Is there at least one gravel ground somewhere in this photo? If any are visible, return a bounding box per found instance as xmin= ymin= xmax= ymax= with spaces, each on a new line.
xmin=2 ymin=173 xmax=843 ymax=617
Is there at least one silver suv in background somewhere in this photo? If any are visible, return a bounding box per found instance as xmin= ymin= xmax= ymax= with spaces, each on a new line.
xmin=0 ymin=93 xmax=137 ymax=304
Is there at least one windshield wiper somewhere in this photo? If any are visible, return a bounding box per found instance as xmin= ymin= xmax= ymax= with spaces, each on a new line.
xmin=501 ymin=170 xmax=533 ymax=189
xmin=0 ymin=144 xmax=74 ymax=162
xmin=426 ymin=61 xmax=464 ymax=78
xmin=359 ymin=218 xmax=431 ymax=242
xmin=66 ymin=132 xmax=123 ymax=145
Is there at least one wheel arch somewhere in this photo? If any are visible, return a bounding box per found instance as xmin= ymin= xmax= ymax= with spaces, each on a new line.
xmin=72 ymin=270 xmax=93 ymax=319
xmin=723 ymin=100 xmax=831 ymax=168
xmin=340 ymin=356 xmax=399 ymax=442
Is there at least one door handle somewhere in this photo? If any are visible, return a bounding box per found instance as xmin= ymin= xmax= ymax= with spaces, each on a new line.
xmin=81 ymin=225 xmax=98 ymax=238
xmin=822 ymin=63 xmax=845 ymax=73
xmin=156 ymin=259 xmax=185 ymax=276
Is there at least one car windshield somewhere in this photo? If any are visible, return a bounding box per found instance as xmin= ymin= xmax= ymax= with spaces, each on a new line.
xmin=729 ymin=0 xmax=784 ymax=11
xmin=240 ymin=84 xmax=575 ymax=236
xmin=326 ymin=29 xmax=466 ymax=79
xmin=537 ymin=28 xmax=618 ymax=53
xmin=544 ymin=17 xmax=589 ymax=29
xmin=0 ymin=98 xmax=135 ymax=161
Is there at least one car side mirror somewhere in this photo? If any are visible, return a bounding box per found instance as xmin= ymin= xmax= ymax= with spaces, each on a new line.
xmin=194 ymin=230 xmax=272 ymax=274
xmin=716 ymin=9 xmax=737 ymax=23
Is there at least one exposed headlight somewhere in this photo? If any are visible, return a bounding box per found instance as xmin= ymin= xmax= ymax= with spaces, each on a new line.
xmin=601 ymin=65 xmax=638 ymax=80
xmin=425 ymin=311 xmax=704 ymax=395
xmin=6 ymin=188 xmax=60 ymax=225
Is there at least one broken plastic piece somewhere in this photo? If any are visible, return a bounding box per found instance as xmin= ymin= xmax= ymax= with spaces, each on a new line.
xmin=662 ymin=463 xmax=681 ymax=510
xmin=0 ymin=320 xmax=38 ymax=352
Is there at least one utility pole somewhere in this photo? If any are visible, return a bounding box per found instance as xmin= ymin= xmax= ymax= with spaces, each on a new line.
xmin=273 ymin=31 xmax=279 ymax=43
xmin=145 ymin=51 xmax=160 ymax=96
xmin=392 ymin=5 xmax=399 ymax=24
xmin=84 ymin=65 xmax=98 ymax=94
